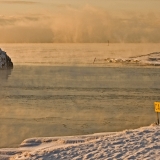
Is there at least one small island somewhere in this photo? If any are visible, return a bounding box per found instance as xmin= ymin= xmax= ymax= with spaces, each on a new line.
xmin=0 ymin=48 xmax=13 ymax=69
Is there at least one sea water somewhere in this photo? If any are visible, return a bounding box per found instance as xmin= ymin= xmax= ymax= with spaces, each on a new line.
xmin=0 ymin=43 xmax=160 ymax=147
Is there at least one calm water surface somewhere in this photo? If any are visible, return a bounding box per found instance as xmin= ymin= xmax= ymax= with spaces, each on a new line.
xmin=0 ymin=43 xmax=160 ymax=147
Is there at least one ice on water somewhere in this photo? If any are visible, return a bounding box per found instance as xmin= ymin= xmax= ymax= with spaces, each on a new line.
xmin=1 ymin=43 xmax=160 ymax=67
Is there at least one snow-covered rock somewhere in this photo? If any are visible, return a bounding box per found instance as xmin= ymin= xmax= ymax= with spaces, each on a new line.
xmin=0 ymin=48 xmax=13 ymax=69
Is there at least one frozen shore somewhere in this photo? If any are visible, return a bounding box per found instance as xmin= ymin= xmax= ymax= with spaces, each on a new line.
xmin=94 ymin=52 xmax=160 ymax=66
xmin=0 ymin=125 xmax=159 ymax=160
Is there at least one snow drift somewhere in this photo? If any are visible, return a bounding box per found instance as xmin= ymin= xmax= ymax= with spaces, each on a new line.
xmin=0 ymin=125 xmax=159 ymax=160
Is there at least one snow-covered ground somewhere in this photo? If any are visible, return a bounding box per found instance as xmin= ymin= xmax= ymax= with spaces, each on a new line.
xmin=0 ymin=125 xmax=159 ymax=160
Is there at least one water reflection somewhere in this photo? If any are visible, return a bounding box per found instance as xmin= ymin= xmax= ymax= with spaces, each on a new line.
xmin=0 ymin=69 xmax=12 ymax=80
xmin=0 ymin=66 xmax=159 ymax=148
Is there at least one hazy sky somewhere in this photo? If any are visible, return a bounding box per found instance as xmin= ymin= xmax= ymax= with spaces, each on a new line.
xmin=0 ymin=0 xmax=160 ymax=43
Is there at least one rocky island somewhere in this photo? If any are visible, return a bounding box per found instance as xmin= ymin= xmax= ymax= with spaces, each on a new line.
xmin=0 ymin=48 xmax=13 ymax=69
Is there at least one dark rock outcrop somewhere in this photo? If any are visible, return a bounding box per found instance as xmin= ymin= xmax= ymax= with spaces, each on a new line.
xmin=0 ymin=48 xmax=13 ymax=69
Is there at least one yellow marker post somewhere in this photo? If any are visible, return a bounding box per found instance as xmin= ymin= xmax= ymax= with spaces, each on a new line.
xmin=154 ymin=102 xmax=160 ymax=125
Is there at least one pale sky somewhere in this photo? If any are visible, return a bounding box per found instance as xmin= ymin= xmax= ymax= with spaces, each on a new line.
xmin=0 ymin=0 xmax=160 ymax=43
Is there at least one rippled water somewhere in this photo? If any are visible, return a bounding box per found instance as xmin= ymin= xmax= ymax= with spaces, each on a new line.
xmin=0 ymin=43 xmax=160 ymax=147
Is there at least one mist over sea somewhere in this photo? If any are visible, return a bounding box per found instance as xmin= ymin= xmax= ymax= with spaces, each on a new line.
xmin=0 ymin=43 xmax=160 ymax=148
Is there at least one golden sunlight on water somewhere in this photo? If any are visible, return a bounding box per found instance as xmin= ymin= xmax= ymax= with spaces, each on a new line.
xmin=0 ymin=43 xmax=160 ymax=147
xmin=1 ymin=65 xmax=160 ymax=147
xmin=0 ymin=43 xmax=160 ymax=66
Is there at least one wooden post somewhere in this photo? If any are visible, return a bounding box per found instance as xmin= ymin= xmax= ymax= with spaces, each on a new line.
xmin=157 ymin=112 xmax=159 ymax=125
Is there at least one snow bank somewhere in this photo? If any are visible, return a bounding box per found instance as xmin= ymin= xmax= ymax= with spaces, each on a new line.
xmin=0 ymin=125 xmax=159 ymax=160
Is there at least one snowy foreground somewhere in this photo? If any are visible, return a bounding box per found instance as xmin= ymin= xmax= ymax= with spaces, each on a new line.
xmin=0 ymin=125 xmax=159 ymax=160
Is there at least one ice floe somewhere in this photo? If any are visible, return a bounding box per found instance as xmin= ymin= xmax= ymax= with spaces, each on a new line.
xmin=94 ymin=52 xmax=160 ymax=66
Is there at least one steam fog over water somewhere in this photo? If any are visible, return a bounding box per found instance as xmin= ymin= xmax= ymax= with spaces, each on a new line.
xmin=1 ymin=43 xmax=160 ymax=66
xmin=0 ymin=43 xmax=160 ymax=148
xmin=1 ymin=4 xmax=160 ymax=43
